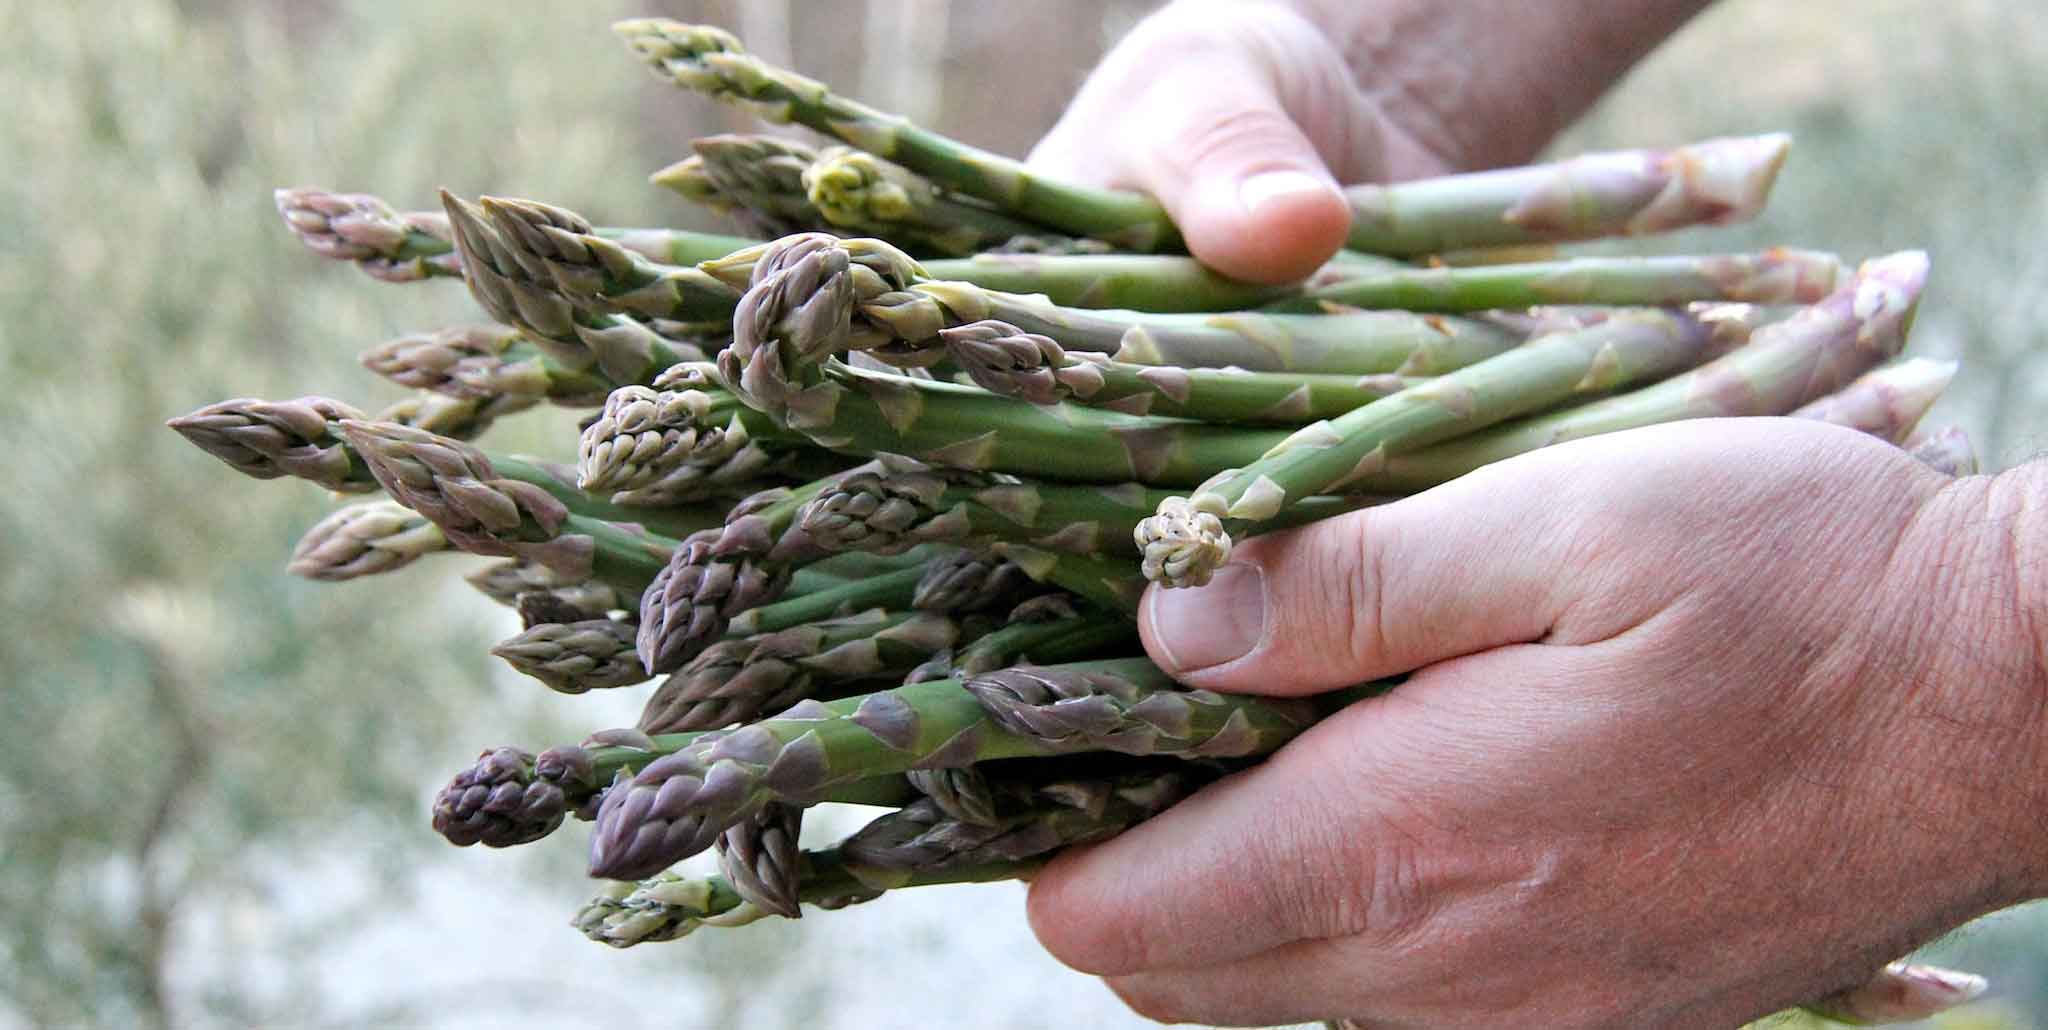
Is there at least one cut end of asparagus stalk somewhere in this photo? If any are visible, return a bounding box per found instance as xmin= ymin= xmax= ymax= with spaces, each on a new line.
xmin=168 ymin=396 xmax=372 ymax=493
xmin=1134 ymin=495 xmax=1232 ymax=589
xmin=288 ymin=500 xmax=447 ymax=581
xmin=1789 ymin=356 xmax=1957 ymax=444
xmin=491 ymin=618 xmax=648 ymax=694
xmin=1907 ymin=425 xmax=1979 ymax=477
xmin=1804 ymin=961 xmax=1988 ymax=1025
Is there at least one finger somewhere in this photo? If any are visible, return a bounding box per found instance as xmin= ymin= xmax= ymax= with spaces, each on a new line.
xmin=1139 ymin=459 xmax=1581 ymax=695
xmin=1119 ymin=64 xmax=1351 ymax=284
xmin=1027 ymin=687 xmax=1449 ymax=977
xmin=1028 ymin=28 xmax=1349 ymax=283
xmin=1104 ymin=936 xmax=1385 ymax=1028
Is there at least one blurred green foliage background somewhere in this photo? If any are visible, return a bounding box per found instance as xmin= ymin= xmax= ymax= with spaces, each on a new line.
xmin=2 ymin=1 xmax=2043 ymax=1027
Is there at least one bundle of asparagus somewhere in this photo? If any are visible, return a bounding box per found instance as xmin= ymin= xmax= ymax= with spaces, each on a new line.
xmin=172 ymin=16 xmax=1986 ymax=1027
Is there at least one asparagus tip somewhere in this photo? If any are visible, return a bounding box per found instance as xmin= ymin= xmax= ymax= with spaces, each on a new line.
xmin=1135 ymin=496 xmax=1232 ymax=589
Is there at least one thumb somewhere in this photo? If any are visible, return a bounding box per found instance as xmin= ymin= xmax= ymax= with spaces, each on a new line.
xmin=1138 ymin=462 xmax=1589 ymax=695
xmin=1127 ymin=73 xmax=1351 ymax=284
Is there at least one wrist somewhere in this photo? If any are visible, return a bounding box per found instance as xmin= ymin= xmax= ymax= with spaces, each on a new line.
xmin=1281 ymin=0 xmax=1715 ymax=172
xmin=1890 ymin=462 xmax=2048 ymax=903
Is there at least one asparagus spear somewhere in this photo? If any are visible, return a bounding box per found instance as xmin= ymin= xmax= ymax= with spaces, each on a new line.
xmin=341 ymin=420 xmax=682 ymax=590
xmin=927 ymin=612 xmax=1139 ymax=680
xmin=1787 ymin=357 xmax=1955 ymax=444
xmin=638 ymin=609 xmax=964 ymax=734
xmin=174 ymin=400 xmax=726 ymax=536
xmin=615 ymin=19 xmax=1182 ymax=250
xmin=717 ymin=235 xmax=1533 ymax=408
xmin=440 ymin=191 xmax=712 ymax=380
xmin=1905 ymin=426 xmax=1979 ymax=477
xmin=492 ymin=618 xmax=647 ymax=693
xmin=911 ymin=552 xmax=1042 ymax=614
xmin=288 ymin=500 xmax=449 ymax=581
xmin=938 ymin=318 xmax=1422 ymax=417
xmin=637 ymin=479 xmax=840 ymax=674
xmin=686 ymin=134 xmax=836 ymax=239
xmin=716 ymin=804 xmax=805 ymax=917
xmin=575 ymin=845 xmax=1036 ymax=947
xmin=1342 ymin=134 xmax=1792 ymax=256
xmin=1138 ymin=308 xmax=1745 ymax=588
xmin=479 ymin=196 xmax=739 ymax=335
xmin=277 ymin=187 xmax=758 ymax=281
xmin=725 ymin=566 xmax=926 ymax=635
xmin=1272 ymin=249 xmax=1844 ymax=314
xmin=588 ymin=658 xmax=1315 ymax=878
xmin=843 ymin=768 xmax=1194 ymax=872
xmin=1326 ymin=251 xmax=1932 ymax=495
xmin=361 ymin=325 xmax=617 ymax=406
xmin=434 ymin=732 xmax=914 ymax=849
xmin=804 ymin=145 xmax=1049 ymax=257
xmin=466 ymin=560 xmax=627 ymax=617
xmin=799 ymin=454 xmax=1380 ymax=559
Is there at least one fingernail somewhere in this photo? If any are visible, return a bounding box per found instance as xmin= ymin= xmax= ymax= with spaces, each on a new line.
xmin=1145 ymin=562 xmax=1266 ymax=672
xmin=1238 ymin=170 xmax=1331 ymax=217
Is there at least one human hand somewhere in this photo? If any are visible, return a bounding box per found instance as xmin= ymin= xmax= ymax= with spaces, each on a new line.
xmin=1027 ymin=419 xmax=2048 ymax=1027
xmin=1025 ymin=0 xmax=1711 ymax=284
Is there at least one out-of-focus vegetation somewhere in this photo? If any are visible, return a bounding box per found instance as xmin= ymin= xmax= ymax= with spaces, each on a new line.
xmin=0 ymin=1 xmax=2040 ymax=1027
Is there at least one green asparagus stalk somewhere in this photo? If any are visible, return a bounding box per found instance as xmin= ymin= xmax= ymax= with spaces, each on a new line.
xmin=672 ymin=359 xmax=1309 ymax=487
xmin=637 ymin=479 xmax=842 ymax=674
xmin=716 ymin=803 xmax=805 ymax=918
xmin=277 ymin=187 xmax=758 ymax=282
xmin=799 ymin=454 xmax=1381 ymax=560
xmin=361 ymin=325 xmax=617 ymax=406
xmin=978 ymin=545 xmax=1140 ymax=615
xmin=440 ymin=191 xmax=713 ymax=379
xmin=725 ymin=566 xmax=927 ymax=635
xmin=1342 ymin=134 xmax=1792 ymax=256
xmin=435 ymin=732 xmax=915 ymax=849
xmin=638 ymin=609 xmax=964 ymax=734
xmin=936 ymin=318 xmax=1423 ymax=417
xmin=479 ymin=196 xmax=741 ymax=333
xmin=615 ymin=19 xmax=1182 ymax=250
xmin=1321 ymin=251 xmax=1932 ymax=495
xmin=804 ymin=145 xmax=1050 ymax=257
xmin=926 ymin=612 xmax=1139 ymax=681
xmin=175 ymin=400 xmax=726 ymax=537
xmin=1787 ymin=357 xmax=1955 ymax=444
xmin=288 ymin=499 xmax=449 ymax=581
xmin=575 ymin=845 xmax=1035 ymax=947
xmin=711 ymin=235 xmax=1531 ymax=414
xmin=1906 ymin=426 xmax=1979 ymax=477
xmin=588 ymin=658 xmax=1315 ymax=878
xmin=1273 ymin=249 xmax=1844 ymax=314
xmin=492 ymin=618 xmax=648 ymax=693
xmin=341 ymin=420 xmax=682 ymax=590
xmin=462 ymin=559 xmax=621 ymax=616
xmin=1138 ymin=308 xmax=1746 ymax=588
